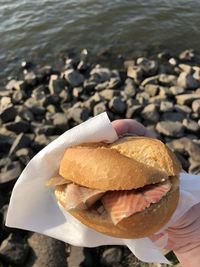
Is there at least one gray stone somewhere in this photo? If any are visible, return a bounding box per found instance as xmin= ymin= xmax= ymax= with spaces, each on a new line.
xmin=169 ymin=86 xmax=185 ymax=95
xmin=167 ymin=137 xmax=192 ymax=155
xmin=26 ymin=233 xmax=66 ymax=267
xmin=126 ymin=105 xmax=143 ymax=119
xmin=59 ymin=89 xmax=72 ymax=102
xmin=156 ymin=121 xmax=184 ymax=137
xmin=5 ymin=119 xmax=30 ymax=134
xmin=159 ymin=86 xmax=172 ymax=97
xmin=193 ymin=66 xmax=200 ymax=81
xmin=53 ymin=113 xmax=69 ymax=132
xmin=141 ymin=75 xmax=159 ymax=87
xmin=148 ymin=95 xmax=167 ymax=104
xmin=178 ymin=64 xmax=192 ymax=73
xmin=0 ymin=234 xmax=29 ymax=265
xmin=141 ymin=104 xmax=160 ymax=123
xmin=90 ymin=66 xmax=112 ymax=83
xmin=189 ymin=160 xmax=200 ymax=175
xmin=99 ymin=89 xmax=120 ymax=100
xmin=179 ymin=49 xmax=194 ymax=61
xmin=161 ymin=111 xmax=185 ymax=122
xmin=83 ymin=79 xmax=97 ymax=90
xmin=24 ymin=72 xmax=37 ymax=86
xmin=177 ymin=72 xmax=199 ymax=89
xmin=182 ymin=119 xmax=200 ymax=133
xmin=137 ymin=57 xmax=158 ymax=76
xmin=49 ymin=75 xmax=66 ymax=95
xmin=0 ymin=105 xmax=17 ymax=123
xmin=94 ymin=81 xmax=108 ymax=91
xmin=124 ymin=60 xmax=135 ymax=68
xmin=101 ymin=248 xmax=122 ymax=265
xmin=158 ymin=74 xmax=177 ymax=86
xmin=174 ymin=104 xmax=192 ymax=114
xmin=124 ymin=82 xmax=136 ymax=97
xmin=93 ymin=102 xmax=107 ymax=116
xmin=0 ymin=96 xmax=11 ymax=110
xmin=192 ymin=99 xmax=200 ymax=114
xmin=12 ymin=90 xmax=26 ymax=104
xmin=16 ymin=148 xmax=34 ymax=158
xmin=6 ymin=79 xmax=25 ymax=91
xmin=127 ymin=66 xmax=143 ymax=84
xmin=136 ymin=92 xmax=149 ymax=105
xmin=109 ymin=97 xmax=126 ymax=114
xmin=176 ymin=94 xmax=200 ymax=105
xmin=0 ymin=161 xmax=21 ymax=184
xmin=18 ymin=108 xmax=34 ymax=121
xmin=9 ymin=133 xmax=32 ymax=155
xmin=68 ymin=107 xmax=90 ymax=123
xmin=160 ymin=101 xmax=173 ymax=112
xmin=144 ymin=84 xmax=159 ymax=96
xmin=169 ymin=58 xmax=178 ymax=66
xmin=108 ymin=77 xmax=121 ymax=89
xmin=0 ymin=90 xmax=10 ymax=97
xmin=77 ymin=60 xmax=90 ymax=72
xmin=35 ymin=125 xmax=56 ymax=136
xmin=73 ymin=87 xmax=84 ymax=97
xmin=63 ymin=69 xmax=84 ymax=87
xmin=32 ymin=135 xmax=51 ymax=151
xmin=67 ymin=246 xmax=84 ymax=267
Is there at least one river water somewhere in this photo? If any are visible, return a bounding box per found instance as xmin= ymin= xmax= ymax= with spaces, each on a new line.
xmin=1 ymin=0 xmax=200 ymax=81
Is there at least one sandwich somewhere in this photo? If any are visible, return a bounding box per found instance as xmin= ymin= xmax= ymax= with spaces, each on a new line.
xmin=47 ymin=137 xmax=181 ymax=239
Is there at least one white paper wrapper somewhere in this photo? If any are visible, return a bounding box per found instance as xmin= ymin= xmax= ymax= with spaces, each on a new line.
xmin=6 ymin=112 xmax=200 ymax=264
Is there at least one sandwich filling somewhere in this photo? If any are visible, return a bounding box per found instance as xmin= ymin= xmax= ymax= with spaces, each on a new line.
xmin=47 ymin=176 xmax=171 ymax=225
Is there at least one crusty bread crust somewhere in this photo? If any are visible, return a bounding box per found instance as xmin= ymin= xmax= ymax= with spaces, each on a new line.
xmin=55 ymin=176 xmax=179 ymax=239
xmin=59 ymin=137 xmax=181 ymax=190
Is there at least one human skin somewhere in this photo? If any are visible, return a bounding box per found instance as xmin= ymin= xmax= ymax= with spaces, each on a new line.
xmin=112 ymin=119 xmax=200 ymax=267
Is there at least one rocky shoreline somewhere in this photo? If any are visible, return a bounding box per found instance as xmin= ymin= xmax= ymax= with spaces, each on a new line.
xmin=0 ymin=48 xmax=200 ymax=267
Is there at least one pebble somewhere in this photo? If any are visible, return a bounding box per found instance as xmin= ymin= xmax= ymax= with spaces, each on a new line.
xmin=160 ymin=101 xmax=174 ymax=112
xmin=99 ymin=89 xmax=120 ymax=100
xmin=9 ymin=133 xmax=32 ymax=155
xmin=6 ymin=79 xmax=25 ymax=91
xmin=179 ymin=49 xmax=195 ymax=61
xmin=126 ymin=105 xmax=143 ymax=119
xmin=109 ymin=97 xmax=127 ymax=114
xmin=177 ymin=72 xmax=199 ymax=89
xmin=141 ymin=104 xmax=160 ymax=123
xmin=182 ymin=118 xmax=200 ymax=133
xmin=53 ymin=113 xmax=69 ymax=133
xmin=192 ymin=99 xmax=200 ymax=114
xmin=169 ymin=86 xmax=185 ymax=95
xmin=90 ymin=66 xmax=112 ymax=83
xmin=158 ymin=74 xmax=177 ymax=86
xmin=24 ymin=72 xmax=37 ymax=86
xmin=161 ymin=111 xmax=185 ymax=122
xmin=0 ymin=161 xmax=21 ymax=185
xmin=48 ymin=75 xmax=66 ymax=95
xmin=5 ymin=119 xmax=30 ymax=134
xmin=101 ymin=247 xmax=122 ymax=266
xmin=144 ymin=84 xmax=159 ymax=96
xmin=127 ymin=66 xmax=143 ymax=84
xmin=156 ymin=121 xmax=184 ymax=137
xmin=0 ymin=105 xmax=17 ymax=123
xmin=176 ymin=94 xmax=200 ymax=105
xmin=93 ymin=102 xmax=107 ymax=116
xmin=68 ymin=107 xmax=90 ymax=123
xmin=63 ymin=69 xmax=84 ymax=87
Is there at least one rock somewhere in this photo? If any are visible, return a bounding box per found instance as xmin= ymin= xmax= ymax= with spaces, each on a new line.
xmin=127 ymin=66 xmax=143 ymax=84
xmin=159 ymin=86 xmax=172 ymax=97
xmin=140 ymin=75 xmax=159 ymax=87
xmin=0 ymin=96 xmax=11 ymax=110
xmin=187 ymin=142 xmax=200 ymax=162
xmin=6 ymin=79 xmax=25 ymax=91
xmin=0 ymin=161 xmax=21 ymax=185
xmin=94 ymin=81 xmax=108 ymax=91
xmin=189 ymin=160 xmax=200 ymax=175
xmin=167 ymin=137 xmax=191 ymax=155
xmin=67 ymin=246 xmax=84 ymax=267
xmin=53 ymin=113 xmax=69 ymax=133
xmin=124 ymin=60 xmax=135 ymax=68
xmin=126 ymin=98 xmax=139 ymax=108
xmin=182 ymin=119 xmax=200 ymax=133
xmin=160 ymin=101 xmax=173 ymax=112
xmin=90 ymin=66 xmax=112 ymax=83
xmin=26 ymin=233 xmax=66 ymax=267
xmin=175 ymin=152 xmax=190 ymax=171
xmin=178 ymin=64 xmax=192 ymax=73
xmin=0 ymin=131 xmax=16 ymax=154
xmin=99 ymin=89 xmax=120 ymax=101
xmin=169 ymin=86 xmax=185 ymax=95
xmin=158 ymin=74 xmax=177 ymax=86
xmin=101 ymin=247 xmax=122 ymax=266
xmin=18 ymin=108 xmax=34 ymax=121
xmin=136 ymin=92 xmax=150 ymax=105
xmin=32 ymin=135 xmax=51 ymax=151
xmin=177 ymin=72 xmax=199 ymax=89
xmin=136 ymin=57 xmax=158 ymax=76
xmin=5 ymin=119 xmax=30 ymax=134
xmin=174 ymin=104 xmax=192 ymax=114
xmin=192 ymin=99 xmax=200 ymax=114
xmin=93 ymin=102 xmax=107 ymax=116
xmin=73 ymin=87 xmax=84 ymax=97
xmin=12 ymin=90 xmax=26 ymax=104
xmin=9 ymin=133 xmax=32 ymax=155
xmin=68 ymin=107 xmax=90 ymax=123
xmin=169 ymin=58 xmax=178 ymax=66
xmin=16 ymin=148 xmax=34 ymax=158
xmin=141 ymin=104 xmax=160 ymax=123
xmin=77 ymin=60 xmax=90 ymax=72
xmin=24 ymin=72 xmax=37 ymax=86
xmin=43 ymin=95 xmax=61 ymax=107
xmin=126 ymin=105 xmax=143 ymax=119
xmin=148 ymin=95 xmax=167 ymax=104
xmin=0 ymin=105 xmax=17 ymax=123
xmin=0 ymin=90 xmax=10 ymax=97
xmin=83 ymin=79 xmax=97 ymax=90
xmin=144 ymin=84 xmax=159 ymax=96
xmin=179 ymin=49 xmax=194 ymax=61
xmin=193 ymin=66 xmax=200 ymax=81
xmin=63 ymin=69 xmax=84 ymax=87
xmin=158 ymin=50 xmax=171 ymax=60
xmin=108 ymin=77 xmax=121 ymax=89
xmin=109 ymin=97 xmax=126 ymax=114
xmin=49 ymin=75 xmax=66 ymax=95
xmin=176 ymin=94 xmax=200 ymax=105
xmin=156 ymin=121 xmax=184 ymax=137
xmin=0 ymin=234 xmax=29 ymax=265
xmin=34 ymin=124 xmax=56 ymax=136
xmin=161 ymin=111 xmax=185 ymax=122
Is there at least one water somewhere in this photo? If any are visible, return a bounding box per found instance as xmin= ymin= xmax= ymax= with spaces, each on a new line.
xmin=1 ymin=0 xmax=200 ymax=81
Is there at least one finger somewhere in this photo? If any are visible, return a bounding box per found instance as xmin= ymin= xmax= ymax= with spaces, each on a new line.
xmin=112 ymin=119 xmax=156 ymax=138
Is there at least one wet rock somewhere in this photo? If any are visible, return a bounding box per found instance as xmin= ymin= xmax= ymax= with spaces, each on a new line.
xmin=0 ymin=234 xmax=29 ymax=265
xmin=9 ymin=133 xmax=32 ymax=155
xmin=53 ymin=113 xmax=69 ymax=133
xmin=63 ymin=69 xmax=84 ymax=87
xmin=137 ymin=57 xmax=158 ymax=76
xmin=26 ymin=233 xmax=66 ymax=267
xmin=127 ymin=66 xmax=143 ymax=84
xmin=169 ymin=57 xmax=178 ymax=66
xmin=161 ymin=111 xmax=185 ymax=122
xmin=6 ymin=79 xmax=25 ymax=91
xmin=176 ymin=94 xmax=200 ymax=105
xmin=156 ymin=121 xmax=184 ymax=137
xmin=5 ymin=118 xmax=30 ymax=134
xmin=179 ymin=49 xmax=195 ymax=61
xmin=144 ymin=84 xmax=159 ymax=96
xmin=101 ymin=247 xmax=122 ymax=266
xmin=141 ymin=104 xmax=160 ymax=123
xmin=192 ymin=99 xmax=200 ymax=114
xmin=124 ymin=81 xmax=136 ymax=97
xmin=90 ymin=66 xmax=112 ymax=83
xmin=108 ymin=77 xmax=121 ymax=89
xmin=140 ymin=75 xmax=159 ymax=87
xmin=169 ymin=86 xmax=185 ymax=95
xmin=12 ymin=90 xmax=26 ymax=104
xmin=174 ymin=104 xmax=192 ymax=114
xmin=0 ymin=105 xmax=17 ymax=123
xmin=178 ymin=64 xmax=192 ymax=73
xmin=160 ymin=101 xmax=173 ymax=112
xmin=158 ymin=74 xmax=177 ymax=86
xmin=99 ymin=89 xmax=120 ymax=100
xmin=18 ymin=108 xmax=34 ymax=121
xmin=158 ymin=50 xmax=171 ymax=60
xmin=109 ymin=97 xmax=126 ymax=114
xmin=77 ymin=60 xmax=90 ymax=72
xmin=182 ymin=118 xmax=200 ymax=133
xmin=0 ymin=161 xmax=21 ymax=186
xmin=93 ymin=102 xmax=107 ymax=116
xmin=68 ymin=107 xmax=90 ymax=123
xmin=24 ymin=72 xmax=37 ymax=86
xmin=83 ymin=79 xmax=97 ymax=91
xmin=126 ymin=105 xmax=143 ymax=119
xmin=49 ymin=75 xmax=66 ymax=95
xmin=177 ymin=72 xmax=199 ymax=89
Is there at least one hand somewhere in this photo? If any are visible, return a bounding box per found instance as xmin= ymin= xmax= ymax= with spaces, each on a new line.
xmin=112 ymin=119 xmax=200 ymax=267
